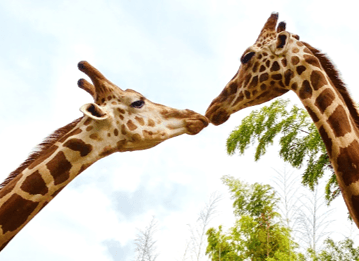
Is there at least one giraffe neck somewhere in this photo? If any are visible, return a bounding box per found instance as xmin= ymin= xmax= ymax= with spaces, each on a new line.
xmin=293 ymin=46 xmax=359 ymax=224
xmin=0 ymin=116 xmax=107 ymax=249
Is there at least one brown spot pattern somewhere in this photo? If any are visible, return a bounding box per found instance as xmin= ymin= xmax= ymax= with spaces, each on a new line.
xmin=259 ymin=65 xmax=266 ymax=72
xmin=311 ymin=70 xmax=328 ymax=90
xmin=292 ymin=47 xmax=299 ymax=53
xmin=305 ymin=106 xmax=319 ymax=122
xmin=304 ymin=55 xmax=321 ymax=68
xmin=271 ymin=74 xmax=282 ymax=80
xmin=291 ymin=56 xmax=299 ymax=65
xmin=114 ymin=128 xmax=119 ymax=136
xmin=121 ymin=125 xmax=127 ymax=135
xmin=20 ymin=171 xmax=48 ymax=195
xmin=260 ymin=73 xmax=269 ymax=83
xmin=299 ymin=80 xmax=312 ymax=99
xmin=89 ymin=133 xmax=99 ymax=140
xmin=228 ymin=82 xmax=237 ymax=95
xmin=127 ymin=120 xmax=137 ymax=131
xmin=296 ymin=66 xmax=306 ymax=75
xmin=314 ymin=88 xmax=335 ymax=113
xmin=271 ymin=61 xmax=280 ymax=72
xmin=243 ymin=74 xmax=252 ymax=87
xmin=46 ymin=151 xmax=72 ymax=185
xmin=135 ymin=116 xmax=145 ymax=126
xmin=0 ymin=194 xmax=39 ymax=233
xmin=64 ymin=138 xmax=93 ymax=157
xmin=318 ymin=126 xmax=333 ymax=156
xmin=117 ymin=108 xmax=125 ymax=114
xmin=248 ymin=76 xmax=258 ymax=89
xmin=86 ymin=126 xmax=93 ymax=132
xmin=148 ymin=119 xmax=156 ymax=127
xmin=84 ymin=118 xmax=92 ymax=126
xmin=327 ymin=105 xmax=352 ymax=137
xmin=338 ymin=140 xmax=359 ymax=186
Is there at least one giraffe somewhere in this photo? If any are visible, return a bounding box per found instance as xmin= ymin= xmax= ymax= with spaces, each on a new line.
xmin=206 ymin=13 xmax=359 ymax=227
xmin=0 ymin=61 xmax=209 ymax=250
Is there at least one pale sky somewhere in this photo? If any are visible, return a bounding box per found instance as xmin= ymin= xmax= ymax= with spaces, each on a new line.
xmin=1 ymin=0 xmax=359 ymax=260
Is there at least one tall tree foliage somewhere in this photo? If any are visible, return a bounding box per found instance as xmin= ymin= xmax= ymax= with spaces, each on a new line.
xmin=206 ymin=176 xmax=301 ymax=260
xmin=226 ymin=99 xmax=339 ymax=203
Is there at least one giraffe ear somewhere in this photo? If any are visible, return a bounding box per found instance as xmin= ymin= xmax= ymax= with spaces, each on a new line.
xmin=273 ymin=31 xmax=290 ymax=55
xmin=80 ymin=103 xmax=108 ymax=120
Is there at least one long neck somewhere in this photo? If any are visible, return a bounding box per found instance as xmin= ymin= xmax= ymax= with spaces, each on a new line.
xmin=0 ymin=117 xmax=104 ymax=250
xmin=293 ymin=53 xmax=359 ymax=227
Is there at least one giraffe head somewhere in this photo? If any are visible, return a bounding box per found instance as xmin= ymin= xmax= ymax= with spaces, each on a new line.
xmin=77 ymin=61 xmax=208 ymax=154
xmin=206 ymin=13 xmax=302 ymax=125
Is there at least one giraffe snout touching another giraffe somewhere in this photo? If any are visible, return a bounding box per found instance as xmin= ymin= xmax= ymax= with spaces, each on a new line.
xmin=0 ymin=61 xmax=208 ymax=250
xmin=206 ymin=12 xmax=359 ymax=228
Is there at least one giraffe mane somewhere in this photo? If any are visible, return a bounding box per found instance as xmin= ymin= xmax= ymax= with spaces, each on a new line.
xmin=0 ymin=117 xmax=83 ymax=190
xmin=302 ymin=42 xmax=359 ymax=128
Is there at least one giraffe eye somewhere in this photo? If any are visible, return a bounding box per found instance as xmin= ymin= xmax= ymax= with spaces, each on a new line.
xmin=241 ymin=52 xmax=255 ymax=64
xmin=130 ymin=100 xmax=145 ymax=108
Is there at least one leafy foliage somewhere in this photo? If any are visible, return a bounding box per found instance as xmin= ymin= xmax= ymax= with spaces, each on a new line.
xmin=206 ymin=176 xmax=302 ymax=260
xmin=310 ymin=238 xmax=359 ymax=261
xmin=226 ymin=99 xmax=340 ymax=203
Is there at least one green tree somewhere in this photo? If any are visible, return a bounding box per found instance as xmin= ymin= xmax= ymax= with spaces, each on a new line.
xmin=226 ymin=99 xmax=339 ymax=203
xmin=206 ymin=176 xmax=302 ymax=260
xmin=311 ymin=238 xmax=359 ymax=261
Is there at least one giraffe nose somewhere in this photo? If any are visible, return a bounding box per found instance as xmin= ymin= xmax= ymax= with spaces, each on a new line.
xmin=205 ymin=106 xmax=230 ymax=126
xmin=185 ymin=110 xmax=209 ymax=135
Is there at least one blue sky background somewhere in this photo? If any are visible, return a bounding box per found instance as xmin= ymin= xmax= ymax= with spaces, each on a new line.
xmin=1 ymin=0 xmax=359 ymax=260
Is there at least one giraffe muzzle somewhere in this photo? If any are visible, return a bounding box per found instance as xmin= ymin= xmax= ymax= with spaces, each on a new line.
xmin=185 ymin=113 xmax=209 ymax=135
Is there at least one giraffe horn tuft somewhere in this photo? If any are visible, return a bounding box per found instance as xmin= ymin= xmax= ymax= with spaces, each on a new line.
xmin=264 ymin=12 xmax=279 ymax=32
xmin=77 ymin=61 xmax=123 ymax=99
xmin=255 ymin=12 xmax=279 ymax=44
xmin=78 ymin=78 xmax=96 ymax=100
